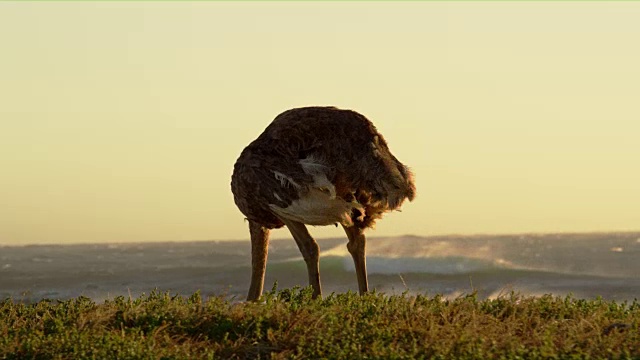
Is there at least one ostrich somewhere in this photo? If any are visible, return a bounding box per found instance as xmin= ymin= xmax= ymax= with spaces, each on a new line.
xmin=231 ymin=106 xmax=416 ymax=301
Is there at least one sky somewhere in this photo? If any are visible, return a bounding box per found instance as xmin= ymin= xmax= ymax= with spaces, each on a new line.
xmin=1 ymin=2 xmax=639 ymax=245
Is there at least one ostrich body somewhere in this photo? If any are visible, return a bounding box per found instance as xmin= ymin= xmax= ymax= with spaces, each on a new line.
xmin=231 ymin=106 xmax=415 ymax=301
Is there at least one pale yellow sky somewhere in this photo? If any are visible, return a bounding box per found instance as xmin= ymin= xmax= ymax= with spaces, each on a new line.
xmin=1 ymin=2 xmax=639 ymax=245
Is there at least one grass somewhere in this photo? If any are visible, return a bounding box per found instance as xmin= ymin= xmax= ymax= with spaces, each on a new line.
xmin=1 ymin=286 xmax=639 ymax=359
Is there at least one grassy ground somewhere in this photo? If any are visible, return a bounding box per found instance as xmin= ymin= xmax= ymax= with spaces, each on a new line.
xmin=1 ymin=287 xmax=639 ymax=359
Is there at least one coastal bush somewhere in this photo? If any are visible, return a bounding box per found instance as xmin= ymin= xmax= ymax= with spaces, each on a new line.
xmin=1 ymin=288 xmax=638 ymax=359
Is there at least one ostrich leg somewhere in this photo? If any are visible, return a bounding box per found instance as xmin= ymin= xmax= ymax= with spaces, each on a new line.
xmin=342 ymin=225 xmax=369 ymax=295
xmin=247 ymin=220 xmax=270 ymax=301
xmin=280 ymin=218 xmax=323 ymax=299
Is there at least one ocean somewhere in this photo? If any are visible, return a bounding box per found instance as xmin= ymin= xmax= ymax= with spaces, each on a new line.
xmin=1 ymin=232 xmax=639 ymax=303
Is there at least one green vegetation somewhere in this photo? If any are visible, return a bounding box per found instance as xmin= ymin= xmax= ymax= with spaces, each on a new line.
xmin=1 ymin=287 xmax=639 ymax=359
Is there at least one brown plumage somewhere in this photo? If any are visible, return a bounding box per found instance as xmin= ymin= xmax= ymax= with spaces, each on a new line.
xmin=231 ymin=106 xmax=415 ymax=300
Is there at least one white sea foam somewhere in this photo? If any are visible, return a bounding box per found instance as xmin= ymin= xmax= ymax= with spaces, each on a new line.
xmin=342 ymin=256 xmax=498 ymax=275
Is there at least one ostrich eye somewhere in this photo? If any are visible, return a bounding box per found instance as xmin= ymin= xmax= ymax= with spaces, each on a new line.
xmin=343 ymin=193 xmax=355 ymax=202
xmin=298 ymin=150 xmax=311 ymax=159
